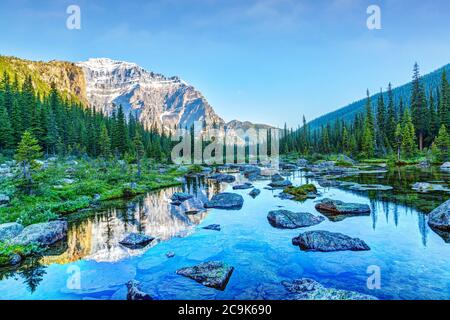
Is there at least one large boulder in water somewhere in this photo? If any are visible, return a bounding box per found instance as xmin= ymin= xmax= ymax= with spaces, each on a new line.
xmin=232 ymin=182 xmax=253 ymax=190
xmin=12 ymin=220 xmax=68 ymax=246
xmin=171 ymin=192 xmax=193 ymax=202
xmin=204 ymin=193 xmax=244 ymax=210
xmin=268 ymin=180 xmax=292 ymax=189
xmin=176 ymin=261 xmax=234 ymax=291
xmin=267 ymin=210 xmax=324 ymax=229
xmin=0 ymin=222 xmax=24 ymax=242
xmin=119 ymin=233 xmax=155 ymax=249
xmin=282 ymin=278 xmax=376 ymax=300
xmin=292 ymin=230 xmax=370 ymax=252
xmin=441 ymin=162 xmax=450 ymax=171
xmin=428 ymin=199 xmax=450 ymax=232
xmin=315 ymin=198 xmax=370 ymax=220
xmin=126 ymin=280 xmax=153 ymax=300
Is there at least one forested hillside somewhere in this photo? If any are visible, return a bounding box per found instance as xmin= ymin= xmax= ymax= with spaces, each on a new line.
xmin=281 ymin=63 xmax=450 ymax=162
xmin=0 ymin=72 xmax=173 ymax=161
xmin=307 ymin=63 xmax=450 ymax=131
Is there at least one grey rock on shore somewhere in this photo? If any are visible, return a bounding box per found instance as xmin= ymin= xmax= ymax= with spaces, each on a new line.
xmin=0 ymin=223 xmax=24 ymax=242
xmin=12 ymin=220 xmax=68 ymax=247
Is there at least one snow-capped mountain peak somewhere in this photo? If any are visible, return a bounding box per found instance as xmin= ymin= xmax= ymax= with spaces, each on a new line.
xmin=77 ymin=58 xmax=224 ymax=132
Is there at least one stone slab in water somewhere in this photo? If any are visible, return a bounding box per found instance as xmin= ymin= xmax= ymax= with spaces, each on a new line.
xmin=315 ymin=198 xmax=371 ymax=216
xmin=282 ymin=278 xmax=376 ymax=300
xmin=126 ymin=280 xmax=153 ymax=300
xmin=119 ymin=233 xmax=155 ymax=249
xmin=268 ymin=210 xmax=324 ymax=229
xmin=203 ymin=224 xmax=221 ymax=231
xmin=292 ymin=230 xmax=370 ymax=252
xmin=232 ymin=182 xmax=253 ymax=190
xmin=12 ymin=220 xmax=68 ymax=246
xmin=0 ymin=222 xmax=24 ymax=242
xmin=268 ymin=180 xmax=292 ymax=189
xmin=204 ymin=193 xmax=244 ymax=210
xmin=171 ymin=192 xmax=193 ymax=202
xmin=176 ymin=261 xmax=234 ymax=291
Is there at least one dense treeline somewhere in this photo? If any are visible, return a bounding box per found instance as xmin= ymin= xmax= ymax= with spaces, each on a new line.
xmin=0 ymin=72 xmax=173 ymax=161
xmin=281 ymin=63 xmax=450 ymax=162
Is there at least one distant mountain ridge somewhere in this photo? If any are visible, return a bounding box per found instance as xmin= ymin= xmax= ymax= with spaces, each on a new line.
xmin=0 ymin=55 xmax=272 ymax=134
xmin=307 ymin=63 xmax=450 ymax=130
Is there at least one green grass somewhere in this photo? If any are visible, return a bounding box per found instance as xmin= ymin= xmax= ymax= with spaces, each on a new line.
xmin=0 ymin=242 xmax=39 ymax=267
xmin=0 ymin=158 xmax=183 ymax=226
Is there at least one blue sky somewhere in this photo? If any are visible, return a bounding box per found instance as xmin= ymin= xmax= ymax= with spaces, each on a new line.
xmin=1 ymin=0 xmax=450 ymax=127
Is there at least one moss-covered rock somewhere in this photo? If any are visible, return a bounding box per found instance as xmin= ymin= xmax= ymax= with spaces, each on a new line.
xmin=282 ymin=184 xmax=318 ymax=201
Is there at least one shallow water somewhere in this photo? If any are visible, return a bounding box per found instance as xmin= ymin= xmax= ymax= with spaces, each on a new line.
xmin=0 ymin=168 xmax=449 ymax=300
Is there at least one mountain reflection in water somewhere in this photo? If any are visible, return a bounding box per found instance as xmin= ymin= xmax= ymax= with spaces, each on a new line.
xmin=42 ymin=179 xmax=225 ymax=265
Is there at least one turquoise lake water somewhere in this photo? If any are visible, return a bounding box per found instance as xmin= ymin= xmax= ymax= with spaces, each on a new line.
xmin=0 ymin=169 xmax=449 ymax=300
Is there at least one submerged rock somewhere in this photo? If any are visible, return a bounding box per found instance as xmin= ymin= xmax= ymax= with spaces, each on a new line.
xmin=317 ymin=179 xmax=340 ymax=188
xmin=204 ymin=193 xmax=244 ymax=210
xmin=208 ymin=173 xmax=236 ymax=183
xmin=241 ymin=165 xmax=261 ymax=180
xmin=0 ymin=222 xmax=24 ymax=242
xmin=340 ymin=182 xmax=393 ymax=191
xmin=119 ymin=233 xmax=155 ymax=249
xmin=282 ymin=278 xmax=376 ymax=300
xmin=271 ymin=173 xmax=285 ymax=182
xmin=268 ymin=180 xmax=292 ymax=189
xmin=126 ymin=280 xmax=153 ymax=300
xmin=267 ymin=210 xmax=324 ymax=229
xmin=248 ymin=188 xmax=261 ymax=198
xmin=292 ymin=231 xmax=370 ymax=252
xmin=428 ymin=199 xmax=450 ymax=232
xmin=166 ymin=251 xmax=175 ymax=258
xmin=232 ymin=182 xmax=253 ymax=190
xmin=315 ymin=198 xmax=371 ymax=219
xmin=203 ymin=224 xmax=221 ymax=231
xmin=12 ymin=220 xmax=68 ymax=246
xmin=176 ymin=261 xmax=234 ymax=290
xmin=412 ymin=182 xmax=450 ymax=193
xmin=171 ymin=192 xmax=193 ymax=202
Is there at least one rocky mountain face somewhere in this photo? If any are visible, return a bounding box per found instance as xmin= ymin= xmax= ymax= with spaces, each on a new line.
xmin=77 ymin=58 xmax=225 ymax=132
xmin=1 ymin=55 xmax=272 ymax=134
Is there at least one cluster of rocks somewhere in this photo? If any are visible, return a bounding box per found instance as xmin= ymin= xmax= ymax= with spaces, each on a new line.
xmin=0 ymin=220 xmax=68 ymax=266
